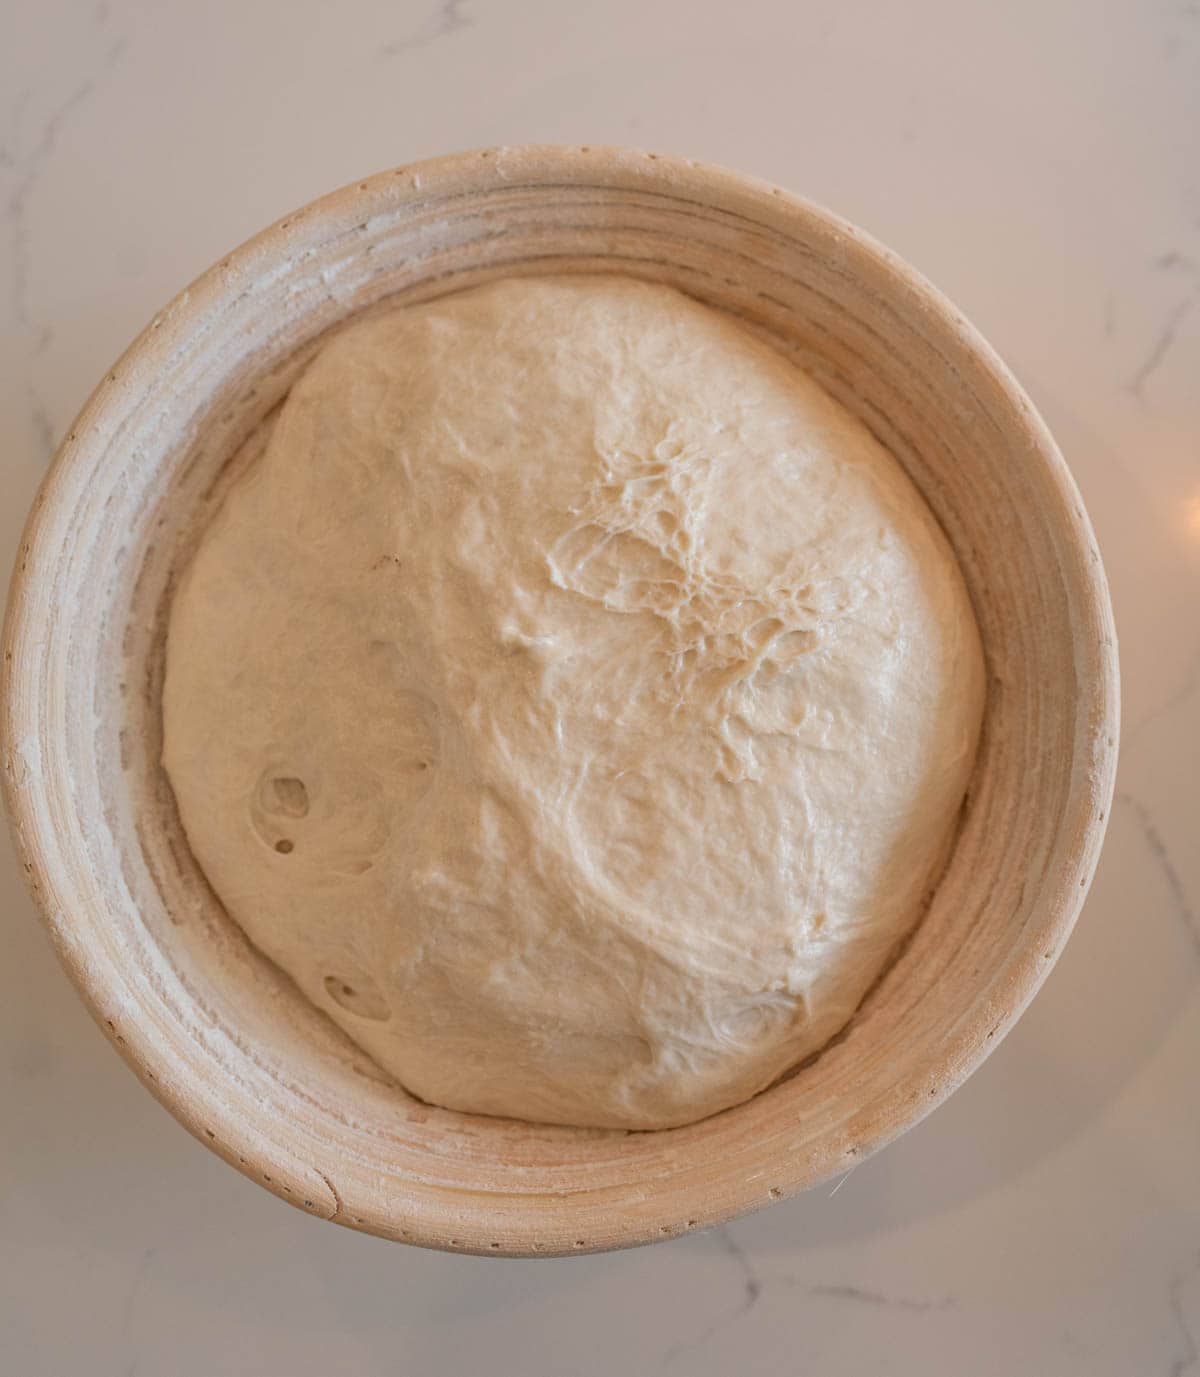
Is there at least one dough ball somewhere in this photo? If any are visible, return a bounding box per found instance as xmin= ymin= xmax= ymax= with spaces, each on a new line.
xmin=162 ymin=276 xmax=984 ymax=1130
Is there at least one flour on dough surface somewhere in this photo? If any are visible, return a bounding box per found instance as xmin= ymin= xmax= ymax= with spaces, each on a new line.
xmin=162 ymin=275 xmax=984 ymax=1130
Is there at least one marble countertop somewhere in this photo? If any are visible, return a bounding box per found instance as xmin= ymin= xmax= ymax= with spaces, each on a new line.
xmin=3 ymin=1 xmax=1198 ymax=1372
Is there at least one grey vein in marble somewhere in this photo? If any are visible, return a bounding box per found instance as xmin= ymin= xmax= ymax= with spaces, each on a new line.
xmin=1168 ymin=1252 xmax=1200 ymax=1377
xmin=1154 ymin=251 xmax=1199 ymax=271
xmin=379 ymin=0 xmax=473 ymax=57
xmin=661 ymin=1226 xmax=961 ymax=1364
xmin=807 ymin=1283 xmax=956 ymax=1313
xmin=0 ymin=91 xmax=31 ymax=171
xmin=1128 ymin=293 xmax=1196 ymax=397
xmin=663 ymin=1226 xmax=762 ymax=1364
xmin=27 ymin=393 xmax=53 ymax=467
xmin=1118 ymin=793 xmax=1200 ymax=957
xmin=8 ymin=37 xmax=127 ymax=341
xmin=1128 ymin=250 xmax=1200 ymax=397
xmin=6 ymin=19 xmax=127 ymax=464
xmin=1127 ymin=643 xmax=1200 ymax=744
xmin=714 ymin=1225 xmax=764 ymax=1312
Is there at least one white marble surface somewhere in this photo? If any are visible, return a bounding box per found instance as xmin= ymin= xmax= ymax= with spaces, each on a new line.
xmin=2 ymin=0 xmax=1198 ymax=1371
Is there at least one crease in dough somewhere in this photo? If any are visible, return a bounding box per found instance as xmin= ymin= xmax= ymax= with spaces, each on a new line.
xmin=162 ymin=274 xmax=985 ymax=1130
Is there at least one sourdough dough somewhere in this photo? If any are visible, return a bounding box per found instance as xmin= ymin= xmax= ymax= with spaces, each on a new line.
xmin=162 ymin=275 xmax=984 ymax=1130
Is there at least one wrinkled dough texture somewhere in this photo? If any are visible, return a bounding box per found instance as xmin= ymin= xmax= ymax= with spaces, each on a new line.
xmin=162 ymin=276 xmax=985 ymax=1130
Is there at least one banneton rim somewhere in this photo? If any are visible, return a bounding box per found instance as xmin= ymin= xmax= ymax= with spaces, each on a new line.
xmin=0 ymin=145 xmax=1119 ymax=1257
